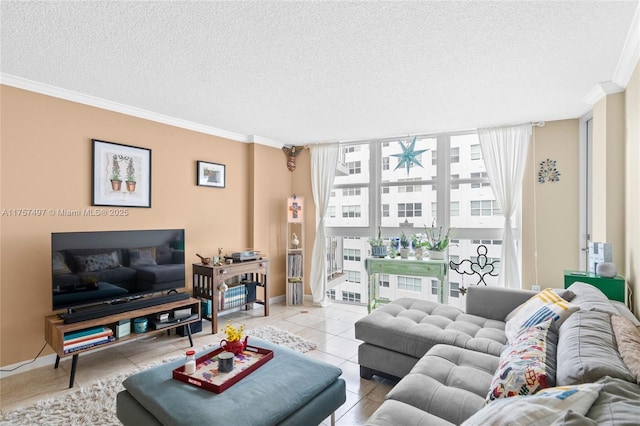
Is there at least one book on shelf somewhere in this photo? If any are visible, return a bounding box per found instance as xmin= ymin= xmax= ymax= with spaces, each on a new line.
xmin=63 ymin=328 xmax=113 ymax=345
xmin=63 ymin=336 xmax=115 ymax=354
xmin=287 ymin=253 xmax=303 ymax=277
xmin=63 ymin=326 xmax=111 ymax=342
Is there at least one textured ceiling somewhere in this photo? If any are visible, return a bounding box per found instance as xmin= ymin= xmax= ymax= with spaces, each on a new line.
xmin=1 ymin=1 xmax=638 ymax=144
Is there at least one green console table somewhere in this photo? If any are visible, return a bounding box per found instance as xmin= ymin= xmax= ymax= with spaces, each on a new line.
xmin=563 ymin=269 xmax=626 ymax=303
xmin=366 ymin=257 xmax=448 ymax=313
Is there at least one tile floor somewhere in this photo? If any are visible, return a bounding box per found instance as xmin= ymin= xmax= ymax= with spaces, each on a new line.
xmin=0 ymin=300 xmax=397 ymax=425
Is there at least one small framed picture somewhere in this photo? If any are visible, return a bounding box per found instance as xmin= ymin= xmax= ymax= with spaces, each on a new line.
xmin=92 ymin=139 xmax=152 ymax=208
xmin=197 ymin=161 xmax=226 ymax=188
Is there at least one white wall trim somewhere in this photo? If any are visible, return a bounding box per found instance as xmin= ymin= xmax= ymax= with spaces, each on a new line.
xmin=613 ymin=3 xmax=640 ymax=88
xmin=0 ymin=73 xmax=285 ymax=148
xmin=581 ymin=81 xmax=624 ymax=106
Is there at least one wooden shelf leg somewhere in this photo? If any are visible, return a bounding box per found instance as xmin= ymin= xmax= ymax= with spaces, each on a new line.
xmin=69 ymin=354 xmax=79 ymax=388
xmin=54 ymin=355 xmax=60 ymax=369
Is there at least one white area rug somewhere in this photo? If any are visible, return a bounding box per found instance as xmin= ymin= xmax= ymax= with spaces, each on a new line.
xmin=0 ymin=326 xmax=316 ymax=426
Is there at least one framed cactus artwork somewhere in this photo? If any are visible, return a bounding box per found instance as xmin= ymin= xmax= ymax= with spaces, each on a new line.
xmin=92 ymin=139 xmax=152 ymax=208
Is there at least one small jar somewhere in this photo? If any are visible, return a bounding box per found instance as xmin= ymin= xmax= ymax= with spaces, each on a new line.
xmin=185 ymin=350 xmax=196 ymax=375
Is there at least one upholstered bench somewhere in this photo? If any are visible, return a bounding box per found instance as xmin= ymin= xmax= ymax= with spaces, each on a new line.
xmin=116 ymin=337 xmax=346 ymax=426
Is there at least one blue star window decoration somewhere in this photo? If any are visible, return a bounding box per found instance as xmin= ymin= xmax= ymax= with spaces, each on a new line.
xmin=538 ymin=158 xmax=561 ymax=183
xmin=391 ymin=136 xmax=429 ymax=175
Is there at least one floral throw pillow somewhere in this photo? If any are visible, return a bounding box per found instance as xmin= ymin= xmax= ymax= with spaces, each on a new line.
xmin=487 ymin=320 xmax=555 ymax=402
xmin=505 ymin=288 xmax=579 ymax=343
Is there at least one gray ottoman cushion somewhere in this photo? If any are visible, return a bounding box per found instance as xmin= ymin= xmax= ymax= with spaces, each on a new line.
xmin=383 ymin=345 xmax=499 ymax=425
xmin=355 ymin=298 xmax=507 ymax=359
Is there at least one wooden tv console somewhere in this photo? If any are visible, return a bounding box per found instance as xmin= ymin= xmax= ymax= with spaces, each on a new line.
xmin=45 ymin=296 xmax=201 ymax=388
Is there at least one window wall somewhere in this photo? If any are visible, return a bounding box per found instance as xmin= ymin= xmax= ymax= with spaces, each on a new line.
xmin=325 ymin=132 xmax=517 ymax=308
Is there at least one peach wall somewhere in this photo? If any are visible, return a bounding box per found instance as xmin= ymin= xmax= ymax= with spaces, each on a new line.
xmin=0 ymin=85 xmax=286 ymax=366
xmin=522 ymin=120 xmax=580 ymax=289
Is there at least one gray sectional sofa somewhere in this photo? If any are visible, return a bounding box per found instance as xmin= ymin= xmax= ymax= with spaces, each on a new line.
xmin=357 ymin=282 xmax=640 ymax=425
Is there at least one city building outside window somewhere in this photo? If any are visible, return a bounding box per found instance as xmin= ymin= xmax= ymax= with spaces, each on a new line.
xmin=324 ymin=132 xmax=518 ymax=308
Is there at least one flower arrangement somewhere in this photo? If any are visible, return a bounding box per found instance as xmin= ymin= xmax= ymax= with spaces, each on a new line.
xmin=412 ymin=233 xmax=429 ymax=249
xmin=223 ymin=320 xmax=245 ymax=342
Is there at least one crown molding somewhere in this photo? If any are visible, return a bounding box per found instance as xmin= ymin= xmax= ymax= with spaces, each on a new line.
xmin=613 ymin=3 xmax=640 ymax=88
xmin=0 ymin=74 xmax=284 ymax=148
xmin=581 ymin=81 xmax=624 ymax=106
xmin=247 ymin=135 xmax=284 ymax=149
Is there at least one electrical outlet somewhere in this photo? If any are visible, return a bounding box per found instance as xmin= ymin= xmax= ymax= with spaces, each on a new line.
xmin=532 ymin=284 xmax=541 ymax=292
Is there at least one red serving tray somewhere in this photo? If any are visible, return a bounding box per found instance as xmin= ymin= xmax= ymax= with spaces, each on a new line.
xmin=172 ymin=344 xmax=273 ymax=393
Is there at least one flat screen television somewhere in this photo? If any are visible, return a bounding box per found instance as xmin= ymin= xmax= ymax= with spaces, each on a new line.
xmin=51 ymin=229 xmax=185 ymax=312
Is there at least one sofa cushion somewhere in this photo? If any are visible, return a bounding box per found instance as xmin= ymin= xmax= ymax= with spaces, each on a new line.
xmin=155 ymin=246 xmax=174 ymax=265
xmin=584 ymin=376 xmax=640 ymax=423
xmin=487 ymin=320 xmax=557 ymax=402
xmin=505 ymin=288 xmax=578 ymax=343
xmin=611 ymin=314 xmax=640 ymax=384
xmin=74 ymin=251 xmax=121 ymax=272
xmin=384 ymin=345 xmax=498 ymax=425
xmin=556 ymin=310 xmax=635 ymax=386
xmin=365 ymin=399 xmax=455 ymax=426
xmin=566 ymin=282 xmax=619 ymax=315
xmin=52 ymin=251 xmax=72 ymax=275
xmin=129 ymin=247 xmax=157 ymax=266
xmin=463 ymin=383 xmax=602 ymax=426
xmin=134 ymin=264 xmax=185 ymax=284
xmin=354 ymin=298 xmax=507 ymax=359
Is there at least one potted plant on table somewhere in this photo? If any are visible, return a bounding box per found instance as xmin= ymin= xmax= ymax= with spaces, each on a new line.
xmin=412 ymin=233 xmax=429 ymax=260
xmin=399 ymin=232 xmax=410 ymax=259
xmin=423 ymin=221 xmax=451 ymax=260
xmin=369 ymin=226 xmax=387 ymax=258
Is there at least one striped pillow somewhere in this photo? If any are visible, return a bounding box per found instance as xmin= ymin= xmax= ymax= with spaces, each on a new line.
xmin=505 ymin=288 xmax=579 ymax=343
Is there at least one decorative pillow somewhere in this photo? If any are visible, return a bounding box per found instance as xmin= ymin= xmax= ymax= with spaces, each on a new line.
xmin=486 ymin=320 xmax=556 ymax=402
xmin=52 ymin=251 xmax=71 ymax=275
xmin=154 ymin=246 xmax=173 ymax=265
xmin=505 ymin=289 xmax=576 ymax=322
xmin=556 ymin=310 xmax=635 ymax=385
xmin=129 ymin=247 xmax=157 ymax=266
xmin=505 ymin=288 xmax=579 ymax=343
xmin=74 ymin=251 xmax=120 ymax=272
xmin=611 ymin=314 xmax=640 ymax=384
xmin=466 ymin=383 xmax=602 ymax=426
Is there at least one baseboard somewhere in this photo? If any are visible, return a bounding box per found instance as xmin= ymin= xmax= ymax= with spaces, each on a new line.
xmin=0 ymin=352 xmax=58 ymax=379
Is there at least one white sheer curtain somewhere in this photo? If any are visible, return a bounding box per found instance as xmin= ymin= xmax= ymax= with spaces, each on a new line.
xmin=309 ymin=143 xmax=339 ymax=306
xmin=478 ymin=124 xmax=532 ymax=289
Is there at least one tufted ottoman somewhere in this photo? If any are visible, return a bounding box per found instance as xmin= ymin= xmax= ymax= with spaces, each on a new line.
xmin=355 ymin=297 xmax=510 ymax=379
xmin=116 ymin=338 xmax=346 ymax=426
xmin=366 ymin=344 xmax=499 ymax=425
